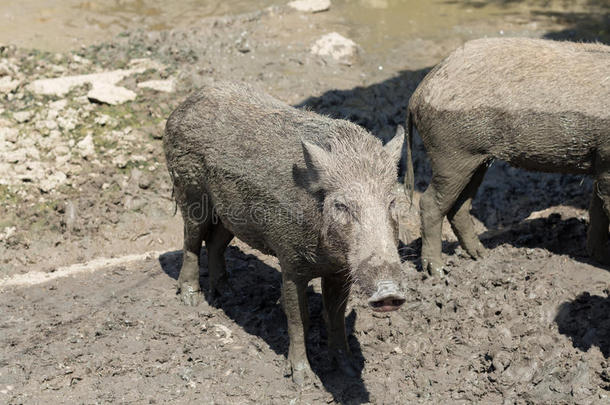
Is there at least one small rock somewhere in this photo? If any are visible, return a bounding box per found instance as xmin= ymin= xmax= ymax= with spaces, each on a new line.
xmin=53 ymin=145 xmax=70 ymax=156
xmin=235 ymin=33 xmax=251 ymax=53
xmin=311 ymin=32 xmax=359 ymax=64
xmin=13 ymin=110 xmax=33 ymax=123
xmin=28 ymin=60 xmax=162 ymax=97
xmin=43 ymin=119 xmax=58 ymax=130
xmin=76 ymin=134 xmax=95 ymax=158
xmin=5 ymin=149 xmax=26 ymax=163
xmin=113 ymin=154 xmax=129 ymax=169
xmin=49 ymin=99 xmax=68 ymax=112
xmin=25 ymin=146 xmax=40 ymax=160
xmin=72 ymin=54 xmax=91 ymax=65
xmin=0 ymin=127 xmax=19 ymax=143
xmin=0 ymin=76 xmax=20 ymax=93
xmin=0 ymin=59 xmax=19 ymax=76
xmin=87 ymin=83 xmax=136 ymax=105
xmin=288 ymin=0 xmax=331 ymax=12
xmin=137 ymin=78 xmax=175 ymax=93
xmin=0 ymin=226 xmax=16 ymax=242
xmin=94 ymin=114 xmax=110 ymax=126
xmin=138 ymin=174 xmax=152 ymax=189
xmin=39 ymin=171 xmax=67 ymax=192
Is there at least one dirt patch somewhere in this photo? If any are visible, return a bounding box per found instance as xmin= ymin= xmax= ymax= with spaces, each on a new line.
xmin=1 ymin=3 xmax=609 ymax=404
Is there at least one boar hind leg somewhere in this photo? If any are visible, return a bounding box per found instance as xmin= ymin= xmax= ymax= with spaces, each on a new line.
xmin=281 ymin=267 xmax=317 ymax=386
xmin=178 ymin=214 xmax=208 ymax=306
xmin=587 ymin=179 xmax=610 ymax=265
xmin=447 ymin=163 xmax=487 ymax=260
xmin=322 ymin=275 xmax=358 ymax=377
xmin=420 ymin=157 xmax=487 ymax=277
xmin=205 ymin=221 xmax=234 ymax=297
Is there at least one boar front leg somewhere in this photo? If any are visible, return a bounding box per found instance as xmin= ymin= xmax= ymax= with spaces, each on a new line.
xmin=280 ymin=267 xmax=317 ymax=386
xmin=587 ymin=179 xmax=610 ymax=265
xmin=586 ymin=149 xmax=610 ymax=264
xmin=178 ymin=216 xmax=206 ymax=306
xmin=322 ymin=274 xmax=358 ymax=377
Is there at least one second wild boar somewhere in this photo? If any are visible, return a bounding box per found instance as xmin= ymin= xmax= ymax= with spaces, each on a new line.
xmin=405 ymin=37 xmax=610 ymax=276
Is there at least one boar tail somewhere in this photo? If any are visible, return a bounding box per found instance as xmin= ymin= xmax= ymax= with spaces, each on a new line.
xmin=404 ymin=110 xmax=415 ymax=207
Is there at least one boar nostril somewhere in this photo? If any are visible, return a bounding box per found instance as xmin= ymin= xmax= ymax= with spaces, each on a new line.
xmin=369 ymin=297 xmax=405 ymax=312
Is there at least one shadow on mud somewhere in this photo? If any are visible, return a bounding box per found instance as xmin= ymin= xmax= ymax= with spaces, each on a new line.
xmin=480 ymin=215 xmax=591 ymax=258
xmin=158 ymin=246 xmax=371 ymax=404
xmin=400 ymin=214 xmax=610 ymax=272
xmin=540 ymin=9 xmax=610 ymax=45
xmin=555 ymin=292 xmax=610 ymax=358
xmin=296 ymin=67 xmax=431 ymax=181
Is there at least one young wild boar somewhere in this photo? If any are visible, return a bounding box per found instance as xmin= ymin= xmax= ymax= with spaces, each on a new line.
xmin=164 ymin=82 xmax=406 ymax=385
xmin=404 ymin=38 xmax=610 ymax=277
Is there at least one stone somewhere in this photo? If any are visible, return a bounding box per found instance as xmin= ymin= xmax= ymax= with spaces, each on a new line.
xmin=87 ymin=83 xmax=137 ymax=105
xmin=13 ymin=110 xmax=33 ymax=123
xmin=0 ymin=59 xmax=19 ymax=76
xmin=25 ymin=146 xmax=40 ymax=160
xmin=0 ymin=127 xmax=19 ymax=143
xmin=49 ymin=99 xmax=68 ymax=112
xmin=76 ymin=134 xmax=95 ymax=158
xmin=0 ymin=226 xmax=16 ymax=241
xmin=137 ymin=78 xmax=176 ymax=93
xmin=5 ymin=149 xmax=26 ymax=163
xmin=39 ymin=171 xmax=67 ymax=193
xmin=0 ymin=76 xmax=20 ymax=93
xmin=28 ymin=59 xmax=163 ymax=97
xmin=113 ymin=154 xmax=129 ymax=169
xmin=288 ymin=0 xmax=331 ymax=12
xmin=53 ymin=145 xmax=70 ymax=156
xmin=311 ymin=32 xmax=359 ymax=64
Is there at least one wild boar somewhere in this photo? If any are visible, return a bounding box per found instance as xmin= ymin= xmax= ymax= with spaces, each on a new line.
xmin=164 ymin=82 xmax=406 ymax=385
xmin=404 ymin=37 xmax=610 ymax=276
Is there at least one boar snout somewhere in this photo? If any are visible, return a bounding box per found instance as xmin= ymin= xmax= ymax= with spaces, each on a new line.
xmin=367 ymin=280 xmax=405 ymax=312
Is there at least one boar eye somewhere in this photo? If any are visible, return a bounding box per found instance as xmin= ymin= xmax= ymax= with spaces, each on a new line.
xmin=334 ymin=201 xmax=349 ymax=213
xmin=389 ymin=198 xmax=396 ymax=210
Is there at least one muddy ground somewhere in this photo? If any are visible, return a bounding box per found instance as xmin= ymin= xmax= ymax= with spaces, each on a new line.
xmin=1 ymin=1 xmax=610 ymax=404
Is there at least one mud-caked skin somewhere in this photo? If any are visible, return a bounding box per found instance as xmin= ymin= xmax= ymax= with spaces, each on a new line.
xmin=404 ymin=38 xmax=610 ymax=277
xmin=164 ymin=82 xmax=406 ymax=385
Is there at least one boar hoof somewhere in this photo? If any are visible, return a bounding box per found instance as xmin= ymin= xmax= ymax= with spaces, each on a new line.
xmin=178 ymin=285 xmax=203 ymax=306
xmin=422 ymin=258 xmax=444 ymax=278
xmin=465 ymin=241 xmax=486 ymax=260
xmin=288 ymin=360 xmax=319 ymax=387
xmin=332 ymin=350 xmax=359 ymax=377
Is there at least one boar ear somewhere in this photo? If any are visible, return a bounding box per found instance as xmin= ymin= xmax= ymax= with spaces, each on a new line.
xmin=302 ymin=140 xmax=331 ymax=175
xmin=384 ymin=125 xmax=405 ymax=166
